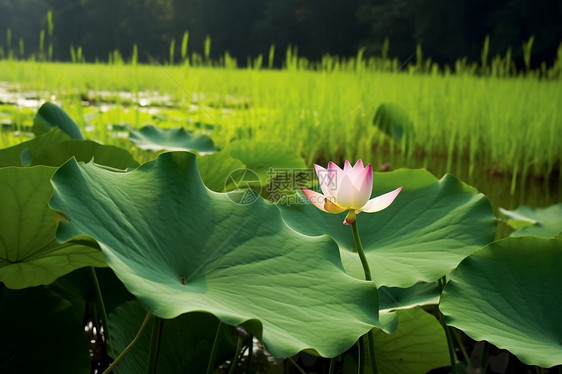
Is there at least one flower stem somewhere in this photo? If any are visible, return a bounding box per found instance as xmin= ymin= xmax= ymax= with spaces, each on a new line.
xmin=351 ymin=219 xmax=378 ymax=374
xmin=351 ymin=220 xmax=371 ymax=281
xmin=102 ymin=312 xmax=152 ymax=374
xmin=146 ymin=316 xmax=162 ymax=374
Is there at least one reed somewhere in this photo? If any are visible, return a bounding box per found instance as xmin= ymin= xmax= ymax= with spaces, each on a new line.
xmin=0 ymin=39 xmax=560 ymax=187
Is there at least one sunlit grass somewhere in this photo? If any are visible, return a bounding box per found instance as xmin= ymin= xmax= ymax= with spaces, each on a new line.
xmin=0 ymin=54 xmax=560 ymax=188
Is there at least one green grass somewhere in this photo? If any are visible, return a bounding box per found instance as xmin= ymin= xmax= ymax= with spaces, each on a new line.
xmin=0 ymin=52 xmax=560 ymax=188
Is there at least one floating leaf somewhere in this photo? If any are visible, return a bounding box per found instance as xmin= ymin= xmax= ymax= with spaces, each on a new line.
xmin=197 ymin=151 xmax=245 ymax=191
xmin=31 ymin=139 xmax=139 ymax=169
xmin=0 ymin=127 xmax=68 ymax=167
xmin=277 ymin=169 xmax=496 ymax=287
xmin=33 ymin=101 xmax=84 ymax=139
xmin=0 ymin=166 xmax=106 ymax=289
xmin=373 ymin=307 xmax=449 ymax=374
xmin=0 ymin=128 xmax=139 ymax=169
xmin=225 ymin=140 xmax=306 ymax=187
xmin=50 ymin=152 xmax=383 ymax=357
xmin=499 ymin=203 xmax=562 ymax=238
xmin=0 ymin=287 xmax=90 ymax=373
xmin=108 ymin=300 xmax=238 ymax=373
xmin=440 ymin=237 xmax=562 ymax=367
xmin=129 ymin=125 xmax=215 ymax=153
xmin=373 ymin=103 xmax=414 ymax=141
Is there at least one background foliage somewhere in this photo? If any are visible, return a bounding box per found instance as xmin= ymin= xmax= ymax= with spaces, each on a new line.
xmin=0 ymin=0 xmax=561 ymax=67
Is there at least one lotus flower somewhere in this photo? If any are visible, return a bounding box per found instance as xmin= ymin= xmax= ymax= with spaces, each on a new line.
xmin=301 ymin=160 xmax=402 ymax=225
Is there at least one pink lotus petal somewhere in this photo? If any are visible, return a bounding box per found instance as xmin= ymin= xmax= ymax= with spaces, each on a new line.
xmin=333 ymin=173 xmax=363 ymax=209
xmin=359 ymin=187 xmax=403 ymax=213
xmin=346 ymin=159 xmax=367 ymax=183
xmin=314 ymin=164 xmax=333 ymax=198
xmin=313 ymin=163 xmax=326 ymax=175
xmin=355 ymin=164 xmax=373 ymax=205
xmin=301 ymin=187 xmax=328 ymax=212
xmin=327 ymin=161 xmax=344 ymax=173
xmin=343 ymin=160 xmax=353 ymax=172
xmin=327 ymin=161 xmax=347 ymax=198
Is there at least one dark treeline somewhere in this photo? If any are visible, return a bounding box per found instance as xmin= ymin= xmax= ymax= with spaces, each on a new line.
xmin=0 ymin=0 xmax=560 ymax=67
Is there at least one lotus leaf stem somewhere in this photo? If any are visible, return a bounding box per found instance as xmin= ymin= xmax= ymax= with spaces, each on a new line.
xmin=439 ymin=277 xmax=458 ymax=374
xmin=367 ymin=330 xmax=379 ymax=374
xmin=358 ymin=337 xmax=366 ymax=374
xmin=246 ymin=335 xmax=253 ymax=374
xmin=481 ymin=340 xmax=490 ymax=371
xmin=328 ymin=357 xmax=336 ymax=374
xmin=102 ymin=312 xmax=152 ymax=374
xmin=228 ymin=335 xmax=244 ymax=374
xmin=89 ymin=267 xmax=111 ymax=347
xmin=288 ymin=357 xmax=307 ymax=374
xmin=452 ymin=328 xmax=470 ymax=363
xmin=206 ymin=322 xmax=223 ymax=374
xmin=146 ymin=316 xmax=162 ymax=374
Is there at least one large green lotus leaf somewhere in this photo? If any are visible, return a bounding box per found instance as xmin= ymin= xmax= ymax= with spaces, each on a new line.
xmin=129 ymin=125 xmax=215 ymax=153
xmin=49 ymin=152 xmax=382 ymax=358
xmin=440 ymin=237 xmax=562 ymax=367
xmin=499 ymin=204 xmax=562 ymax=238
xmin=0 ymin=128 xmax=139 ymax=169
xmin=0 ymin=127 xmax=69 ymax=167
xmin=0 ymin=286 xmax=90 ymax=373
xmin=33 ymin=101 xmax=84 ymax=139
xmin=372 ymin=307 xmax=449 ymax=374
xmin=277 ymin=169 xmax=496 ymax=287
xmin=0 ymin=166 xmax=106 ymax=289
xmin=224 ymin=140 xmax=307 ymax=187
xmin=197 ymin=151 xmax=245 ymax=192
xmin=108 ymin=300 xmax=238 ymax=373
